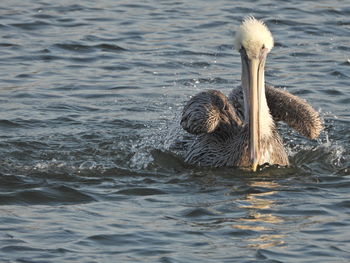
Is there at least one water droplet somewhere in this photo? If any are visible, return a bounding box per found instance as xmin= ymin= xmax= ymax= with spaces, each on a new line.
xmin=79 ymin=161 xmax=97 ymax=170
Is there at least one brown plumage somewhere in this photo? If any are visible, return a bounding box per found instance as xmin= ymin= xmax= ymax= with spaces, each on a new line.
xmin=180 ymin=86 xmax=323 ymax=168
xmin=229 ymin=86 xmax=323 ymax=140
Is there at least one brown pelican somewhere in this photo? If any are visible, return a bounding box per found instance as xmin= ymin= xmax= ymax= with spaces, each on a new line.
xmin=180 ymin=17 xmax=323 ymax=171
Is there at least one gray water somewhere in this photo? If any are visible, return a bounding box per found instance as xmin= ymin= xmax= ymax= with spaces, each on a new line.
xmin=0 ymin=0 xmax=349 ymax=262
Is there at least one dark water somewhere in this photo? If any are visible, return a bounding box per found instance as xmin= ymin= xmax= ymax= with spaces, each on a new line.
xmin=0 ymin=0 xmax=349 ymax=262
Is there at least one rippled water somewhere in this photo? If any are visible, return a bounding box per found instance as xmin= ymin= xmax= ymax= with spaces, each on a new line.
xmin=0 ymin=0 xmax=349 ymax=262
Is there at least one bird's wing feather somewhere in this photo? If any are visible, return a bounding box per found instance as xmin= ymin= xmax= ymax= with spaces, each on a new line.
xmin=266 ymin=86 xmax=323 ymax=139
xmin=181 ymin=90 xmax=242 ymax=135
xmin=228 ymin=87 xmax=245 ymax=121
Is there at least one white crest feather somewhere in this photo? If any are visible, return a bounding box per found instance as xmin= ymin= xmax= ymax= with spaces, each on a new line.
xmin=234 ymin=17 xmax=274 ymax=57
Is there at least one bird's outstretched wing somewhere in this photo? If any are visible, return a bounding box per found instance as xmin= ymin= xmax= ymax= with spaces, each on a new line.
xmin=181 ymin=90 xmax=242 ymax=135
xmin=265 ymin=86 xmax=323 ymax=139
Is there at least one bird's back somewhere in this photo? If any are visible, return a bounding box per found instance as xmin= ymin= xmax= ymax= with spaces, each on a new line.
xmin=183 ymin=88 xmax=289 ymax=168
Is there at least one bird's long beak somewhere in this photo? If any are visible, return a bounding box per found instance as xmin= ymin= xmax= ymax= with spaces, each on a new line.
xmin=241 ymin=50 xmax=266 ymax=172
xmin=249 ymin=58 xmax=261 ymax=172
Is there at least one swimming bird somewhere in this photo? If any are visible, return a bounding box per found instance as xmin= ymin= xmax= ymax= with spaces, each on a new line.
xmin=180 ymin=17 xmax=323 ymax=171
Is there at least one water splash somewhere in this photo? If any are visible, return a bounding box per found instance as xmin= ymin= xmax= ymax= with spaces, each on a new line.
xmin=128 ymin=106 xmax=349 ymax=175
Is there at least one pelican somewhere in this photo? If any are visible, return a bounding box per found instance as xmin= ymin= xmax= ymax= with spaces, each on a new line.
xmin=180 ymin=17 xmax=323 ymax=171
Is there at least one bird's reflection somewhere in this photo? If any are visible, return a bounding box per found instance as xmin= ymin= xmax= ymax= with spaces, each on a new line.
xmin=233 ymin=180 xmax=286 ymax=249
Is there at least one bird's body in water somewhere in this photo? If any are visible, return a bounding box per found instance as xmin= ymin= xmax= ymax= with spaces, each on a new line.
xmin=180 ymin=17 xmax=323 ymax=171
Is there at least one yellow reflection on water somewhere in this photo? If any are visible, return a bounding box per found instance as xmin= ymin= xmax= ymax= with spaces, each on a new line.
xmin=245 ymin=234 xmax=285 ymax=249
xmin=233 ymin=180 xmax=286 ymax=249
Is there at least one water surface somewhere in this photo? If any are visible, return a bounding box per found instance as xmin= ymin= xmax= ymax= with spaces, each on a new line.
xmin=0 ymin=0 xmax=349 ymax=262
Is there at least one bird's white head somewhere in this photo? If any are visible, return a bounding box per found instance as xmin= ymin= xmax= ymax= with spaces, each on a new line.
xmin=234 ymin=17 xmax=274 ymax=59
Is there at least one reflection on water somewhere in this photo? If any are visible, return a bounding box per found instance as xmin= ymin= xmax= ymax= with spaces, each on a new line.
xmin=235 ymin=181 xmax=285 ymax=249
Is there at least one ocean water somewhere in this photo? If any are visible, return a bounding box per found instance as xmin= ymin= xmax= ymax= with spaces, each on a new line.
xmin=0 ymin=0 xmax=349 ymax=262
